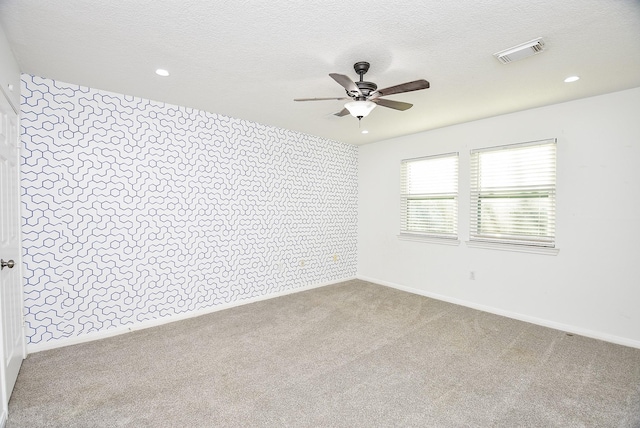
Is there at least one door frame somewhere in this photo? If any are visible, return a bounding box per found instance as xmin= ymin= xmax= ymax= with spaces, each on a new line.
xmin=0 ymin=85 xmax=26 ymax=426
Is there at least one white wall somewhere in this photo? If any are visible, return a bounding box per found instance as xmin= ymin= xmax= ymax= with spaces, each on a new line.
xmin=358 ymin=87 xmax=640 ymax=347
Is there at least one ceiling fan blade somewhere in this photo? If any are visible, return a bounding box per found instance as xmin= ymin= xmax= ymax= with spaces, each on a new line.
xmin=374 ymin=98 xmax=413 ymax=111
xmin=294 ymin=97 xmax=350 ymax=102
xmin=329 ymin=73 xmax=362 ymax=97
xmin=369 ymin=79 xmax=430 ymax=100
xmin=333 ymin=108 xmax=350 ymax=117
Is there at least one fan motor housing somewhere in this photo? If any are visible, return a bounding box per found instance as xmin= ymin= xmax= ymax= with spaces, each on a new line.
xmin=356 ymin=81 xmax=377 ymax=97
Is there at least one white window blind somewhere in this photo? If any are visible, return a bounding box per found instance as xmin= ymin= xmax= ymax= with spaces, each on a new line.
xmin=400 ymin=153 xmax=458 ymax=239
xmin=470 ymin=139 xmax=556 ymax=247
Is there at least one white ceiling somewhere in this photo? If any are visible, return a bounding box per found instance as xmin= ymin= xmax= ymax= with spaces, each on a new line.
xmin=1 ymin=0 xmax=639 ymax=145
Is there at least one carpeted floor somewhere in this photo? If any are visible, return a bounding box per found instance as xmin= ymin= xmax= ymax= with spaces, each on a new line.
xmin=7 ymin=279 xmax=640 ymax=427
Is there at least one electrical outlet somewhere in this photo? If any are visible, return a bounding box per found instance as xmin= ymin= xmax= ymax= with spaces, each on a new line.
xmin=469 ymin=271 xmax=476 ymax=280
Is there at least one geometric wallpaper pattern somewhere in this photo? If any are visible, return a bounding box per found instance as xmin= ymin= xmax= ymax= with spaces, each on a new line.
xmin=20 ymin=75 xmax=358 ymax=346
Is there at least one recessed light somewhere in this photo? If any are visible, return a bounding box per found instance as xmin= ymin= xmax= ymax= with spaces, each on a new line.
xmin=564 ymin=76 xmax=580 ymax=83
xmin=155 ymin=69 xmax=170 ymax=77
xmin=361 ymin=130 xmax=369 ymax=134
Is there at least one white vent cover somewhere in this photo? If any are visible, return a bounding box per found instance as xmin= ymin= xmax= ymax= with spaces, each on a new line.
xmin=494 ymin=38 xmax=546 ymax=64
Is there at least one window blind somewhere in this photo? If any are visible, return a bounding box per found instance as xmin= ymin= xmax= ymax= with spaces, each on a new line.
xmin=470 ymin=139 xmax=556 ymax=247
xmin=401 ymin=153 xmax=458 ymax=239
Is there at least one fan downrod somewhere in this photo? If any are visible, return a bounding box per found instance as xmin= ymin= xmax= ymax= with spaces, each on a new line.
xmin=352 ymin=61 xmax=377 ymax=97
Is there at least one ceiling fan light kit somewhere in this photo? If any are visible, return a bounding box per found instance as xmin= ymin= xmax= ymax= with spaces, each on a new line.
xmin=294 ymin=61 xmax=430 ymax=125
xmin=344 ymin=100 xmax=376 ymax=118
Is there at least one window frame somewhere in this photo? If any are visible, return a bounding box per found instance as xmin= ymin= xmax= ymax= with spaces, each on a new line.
xmin=468 ymin=138 xmax=557 ymax=253
xmin=399 ymin=152 xmax=459 ymax=243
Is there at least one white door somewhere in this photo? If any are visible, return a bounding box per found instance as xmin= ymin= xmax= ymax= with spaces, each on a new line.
xmin=0 ymin=89 xmax=25 ymax=419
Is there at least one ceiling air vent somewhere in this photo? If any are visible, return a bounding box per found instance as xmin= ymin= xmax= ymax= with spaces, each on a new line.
xmin=494 ymin=37 xmax=546 ymax=64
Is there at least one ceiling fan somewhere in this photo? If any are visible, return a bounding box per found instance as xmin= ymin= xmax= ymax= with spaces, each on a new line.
xmin=294 ymin=61 xmax=430 ymax=121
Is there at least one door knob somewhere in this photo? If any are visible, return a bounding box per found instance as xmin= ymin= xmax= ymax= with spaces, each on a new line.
xmin=1 ymin=259 xmax=15 ymax=270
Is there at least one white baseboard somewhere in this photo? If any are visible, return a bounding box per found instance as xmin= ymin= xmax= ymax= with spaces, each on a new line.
xmin=27 ymin=277 xmax=356 ymax=354
xmin=29 ymin=274 xmax=639 ymax=353
xmin=357 ymin=274 xmax=640 ymax=350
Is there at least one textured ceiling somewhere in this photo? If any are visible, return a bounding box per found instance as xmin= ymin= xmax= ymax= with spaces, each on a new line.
xmin=1 ymin=0 xmax=639 ymax=145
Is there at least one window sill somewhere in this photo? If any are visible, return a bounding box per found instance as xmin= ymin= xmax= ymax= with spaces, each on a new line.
xmin=398 ymin=234 xmax=460 ymax=246
xmin=465 ymin=240 xmax=559 ymax=255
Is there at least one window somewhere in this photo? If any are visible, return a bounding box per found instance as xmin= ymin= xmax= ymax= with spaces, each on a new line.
xmin=470 ymin=139 xmax=556 ymax=248
xmin=400 ymin=153 xmax=458 ymax=239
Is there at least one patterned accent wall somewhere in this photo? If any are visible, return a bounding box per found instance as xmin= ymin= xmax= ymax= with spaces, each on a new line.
xmin=20 ymin=75 xmax=358 ymax=346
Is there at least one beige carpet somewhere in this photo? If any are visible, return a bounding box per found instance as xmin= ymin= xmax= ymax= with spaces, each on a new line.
xmin=7 ymin=279 xmax=640 ymax=427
